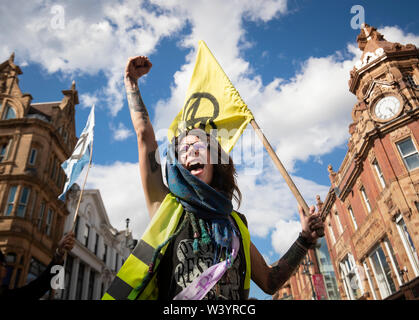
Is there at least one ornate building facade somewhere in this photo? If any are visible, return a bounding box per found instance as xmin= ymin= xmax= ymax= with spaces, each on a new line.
xmin=0 ymin=53 xmax=78 ymax=294
xmin=320 ymin=25 xmax=419 ymax=300
xmin=56 ymin=187 xmax=135 ymax=300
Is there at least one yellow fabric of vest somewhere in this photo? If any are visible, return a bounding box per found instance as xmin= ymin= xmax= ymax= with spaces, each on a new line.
xmin=102 ymin=193 xmax=251 ymax=300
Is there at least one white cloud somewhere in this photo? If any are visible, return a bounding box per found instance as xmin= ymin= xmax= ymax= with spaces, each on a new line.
xmin=84 ymin=161 xmax=150 ymax=237
xmin=236 ymin=160 xmax=330 ymax=239
xmin=378 ymin=26 xmax=419 ymax=47
xmin=80 ymin=93 xmax=99 ymax=108
xmin=0 ymin=0 xmax=185 ymax=116
xmin=110 ymin=122 xmax=134 ymax=141
xmin=271 ymin=219 xmax=301 ymax=257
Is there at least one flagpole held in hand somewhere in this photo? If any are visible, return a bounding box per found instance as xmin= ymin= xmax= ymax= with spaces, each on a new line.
xmin=250 ymin=119 xmax=324 ymax=237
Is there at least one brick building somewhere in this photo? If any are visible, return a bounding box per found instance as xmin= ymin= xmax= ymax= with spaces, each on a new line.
xmin=0 ymin=53 xmax=78 ymax=295
xmin=320 ymin=25 xmax=419 ymax=300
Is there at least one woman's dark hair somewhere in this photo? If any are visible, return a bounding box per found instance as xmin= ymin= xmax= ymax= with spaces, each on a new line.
xmin=174 ymin=129 xmax=242 ymax=208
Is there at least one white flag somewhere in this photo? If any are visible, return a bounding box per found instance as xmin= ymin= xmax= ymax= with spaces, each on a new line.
xmin=58 ymin=105 xmax=95 ymax=200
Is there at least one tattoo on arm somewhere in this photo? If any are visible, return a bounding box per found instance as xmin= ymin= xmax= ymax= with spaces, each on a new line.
xmin=148 ymin=150 xmax=160 ymax=173
xmin=127 ymin=88 xmax=149 ymax=123
xmin=267 ymin=237 xmax=308 ymax=293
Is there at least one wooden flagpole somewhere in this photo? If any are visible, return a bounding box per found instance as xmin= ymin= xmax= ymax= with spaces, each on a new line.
xmin=250 ymin=119 xmax=324 ymax=237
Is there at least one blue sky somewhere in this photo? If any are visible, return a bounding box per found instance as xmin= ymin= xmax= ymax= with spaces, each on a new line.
xmin=2 ymin=0 xmax=419 ymax=299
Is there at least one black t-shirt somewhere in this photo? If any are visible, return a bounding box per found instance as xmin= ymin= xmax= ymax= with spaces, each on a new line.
xmin=157 ymin=212 xmax=248 ymax=300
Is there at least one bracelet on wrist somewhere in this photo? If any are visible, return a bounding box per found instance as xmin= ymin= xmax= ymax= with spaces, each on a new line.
xmin=298 ymin=232 xmax=317 ymax=249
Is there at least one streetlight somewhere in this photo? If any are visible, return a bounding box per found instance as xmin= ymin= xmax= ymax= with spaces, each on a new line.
xmin=301 ymin=256 xmax=316 ymax=300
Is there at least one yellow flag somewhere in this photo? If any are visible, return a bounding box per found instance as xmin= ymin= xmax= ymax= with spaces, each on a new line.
xmin=168 ymin=40 xmax=254 ymax=153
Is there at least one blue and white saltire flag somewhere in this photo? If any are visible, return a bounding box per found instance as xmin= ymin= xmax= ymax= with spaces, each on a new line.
xmin=58 ymin=105 xmax=95 ymax=201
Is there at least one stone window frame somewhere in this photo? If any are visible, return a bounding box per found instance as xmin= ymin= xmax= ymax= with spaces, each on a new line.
xmin=0 ymin=136 xmax=12 ymax=163
xmin=359 ymin=185 xmax=372 ymax=214
xmin=37 ymin=200 xmax=46 ymax=231
xmin=391 ymin=129 xmax=419 ymax=173
xmin=1 ymin=99 xmax=17 ymax=120
xmin=339 ymin=253 xmax=364 ymax=300
xmin=16 ymin=185 xmax=31 ymax=218
xmin=27 ymin=147 xmax=38 ymax=166
xmin=405 ymin=74 xmax=418 ymax=89
xmin=396 ymin=137 xmax=419 ymax=172
xmin=4 ymin=185 xmax=18 ymax=216
xmin=367 ymin=243 xmax=397 ymax=299
xmin=347 ymin=205 xmax=358 ymax=231
xmin=371 ymin=158 xmax=386 ymax=189
xmin=334 ymin=211 xmax=344 ymax=235
xmin=326 ymin=215 xmax=336 ymax=245
xmin=361 ymin=260 xmax=378 ymax=300
xmin=394 ymin=214 xmax=419 ymax=278
xmin=45 ymin=207 xmax=55 ymax=237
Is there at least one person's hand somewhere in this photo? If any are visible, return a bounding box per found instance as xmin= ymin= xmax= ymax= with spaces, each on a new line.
xmin=56 ymin=232 xmax=75 ymax=257
xmin=124 ymin=56 xmax=152 ymax=89
xmin=298 ymin=205 xmax=324 ymax=244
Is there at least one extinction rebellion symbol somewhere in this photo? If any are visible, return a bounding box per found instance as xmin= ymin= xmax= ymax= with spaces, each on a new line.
xmin=182 ymin=92 xmax=219 ymax=130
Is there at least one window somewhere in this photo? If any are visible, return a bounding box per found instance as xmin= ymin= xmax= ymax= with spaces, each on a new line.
xmin=84 ymin=225 xmax=90 ymax=247
xmin=3 ymin=104 xmax=16 ymax=120
xmin=328 ymin=223 xmax=336 ymax=244
xmin=369 ymin=245 xmax=396 ymax=299
xmin=348 ymin=206 xmax=358 ymax=230
xmin=383 ymin=239 xmax=403 ymax=286
xmin=397 ymin=138 xmax=419 ymax=171
xmin=74 ymin=216 xmax=80 ymax=239
xmin=334 ymin=212 xmax=344 ymax=235
xmin=45 ymin=208 xmax=54 ymax=236
xmin=360 ymin=187 xmax=372 ymax=213
xmin=16 ymin=187 xmax=31 ymax=217
xmin=29 ymin=191 xmax=37 ymax=220
xmin=50 ymin=157 xmax=57 ymax=180
xmin=37 ymin=201 xmax=45 ymax=230
xmin=0 ymin=139 xmax=11 ymax=162
xmin=103 ymin=244 xmax=108 ymax=264
xmin=26 ymin=258 xmax=46 ymax=285
xmin=339 ymin=254 xmax=363 ymax=300
xmin=372 ymin=160 xmax=386 ymax=189
xmin=362 ymin=261 xmax=378 ymax=300
xmin=406 ymin=74 xmax=418 ymax=88
xmin=64 ymin=255 xmax=73 ymax=300
xmin=28 ymin=148 xmax=37 ymax=165
xmin=88 ymin=270 xmax=95 ymax=300
xmin=94 ymin=234 xmax=99 ymax=255
xmin=5 ymin=186 xmax=17 ymax=216
xmin=75 ymin=263 xmax=85 ymax=300
xmin=396 ymin=216 xmax=419 ymax=277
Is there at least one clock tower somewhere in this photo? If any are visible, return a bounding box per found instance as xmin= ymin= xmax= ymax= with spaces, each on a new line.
xmin=319 ymin=25 xmax=419 ymax=300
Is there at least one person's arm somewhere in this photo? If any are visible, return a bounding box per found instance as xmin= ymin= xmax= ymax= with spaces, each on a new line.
xmin=250 ymin=206 xmax=324 ymax=295
xmin=124 ymin=56 xmax=168 ymax=219
xmin=3 ymin=232 xmax=75 ymax=300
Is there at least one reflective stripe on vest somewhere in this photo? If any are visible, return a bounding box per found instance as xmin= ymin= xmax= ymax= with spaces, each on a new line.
xmin=102 ymin=193 xmax=251 ymax=300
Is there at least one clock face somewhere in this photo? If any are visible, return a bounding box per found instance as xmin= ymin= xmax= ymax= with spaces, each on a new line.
xmin=374 ymin=96 xmax=401 ymax=120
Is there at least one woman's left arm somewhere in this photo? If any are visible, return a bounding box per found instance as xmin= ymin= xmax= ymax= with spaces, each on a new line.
xmin=250 ymin=206 xmax=324 ymax=295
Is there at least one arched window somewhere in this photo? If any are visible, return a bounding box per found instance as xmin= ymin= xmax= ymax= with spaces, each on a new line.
xmin=0 ymin=139 xmax=11 ymax=162
xmin=3 ymin=104 xmax=16 ymax=120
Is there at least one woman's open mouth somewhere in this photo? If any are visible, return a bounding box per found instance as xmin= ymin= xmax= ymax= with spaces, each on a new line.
xmin=186 ymin=162 xmax=205 ymax=176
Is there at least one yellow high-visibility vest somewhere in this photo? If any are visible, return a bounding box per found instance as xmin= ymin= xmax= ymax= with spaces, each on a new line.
xmin=102 ymin=193 xmax=251 ymax=300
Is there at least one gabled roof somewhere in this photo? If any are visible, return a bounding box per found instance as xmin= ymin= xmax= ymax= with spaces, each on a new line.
xmin=29 ymin=101 xmax=61 ymax=118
